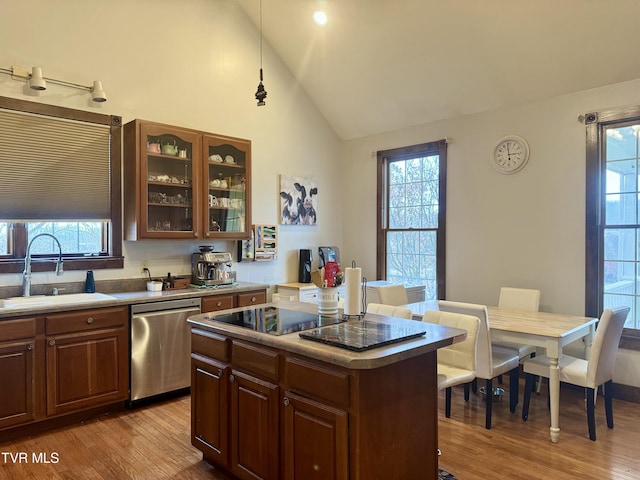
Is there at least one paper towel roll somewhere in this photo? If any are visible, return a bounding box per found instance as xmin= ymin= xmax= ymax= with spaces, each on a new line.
xmin=343 ymin=267 xmax=362 ymax=316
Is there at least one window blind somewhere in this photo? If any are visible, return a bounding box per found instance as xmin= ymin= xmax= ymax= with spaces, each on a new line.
xmin=0 ymin=108 xmax=111 ymax=220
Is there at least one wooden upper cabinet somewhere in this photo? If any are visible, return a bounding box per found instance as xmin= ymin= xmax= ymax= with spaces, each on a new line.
xmin=124 ymin=119 xmax=251 ymax=240
xmin=202 ymin=133 xmax=252 ymax=240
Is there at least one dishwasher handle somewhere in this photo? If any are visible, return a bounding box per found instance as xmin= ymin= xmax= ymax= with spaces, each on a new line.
xmin=131 ymin=297 xmax=201 ymax=315
xmin=131 ymin=306 xmax=201 ymax=320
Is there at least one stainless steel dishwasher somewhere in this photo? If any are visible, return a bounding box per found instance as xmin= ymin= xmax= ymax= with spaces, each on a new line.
xmin=130 ymin=297 xmax=201 ymax=402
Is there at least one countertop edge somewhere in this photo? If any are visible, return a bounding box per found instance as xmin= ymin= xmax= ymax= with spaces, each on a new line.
xmin=188 ymin=303 xmax=465 ymax=370
xmin=0 ymin=282 xmax=268 ymax=319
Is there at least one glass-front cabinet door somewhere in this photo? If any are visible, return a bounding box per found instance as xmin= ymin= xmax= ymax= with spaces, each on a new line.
xmin=124 ymin=120 xmax=251 ymax=240
xmin=124 ymin=120 xmax=202 ymax=239
xmin=202 ymin=134 xmax=251 ymax=239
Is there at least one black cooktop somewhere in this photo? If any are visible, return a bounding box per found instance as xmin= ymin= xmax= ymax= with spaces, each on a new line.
xmin=299 ymin=319 xmax=427 ymax=352
xmin=203 ymin=305 xmax=343 ymax=336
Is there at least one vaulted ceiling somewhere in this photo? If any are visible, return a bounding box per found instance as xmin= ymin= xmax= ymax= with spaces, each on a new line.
xmin=237 ymin=0 xmax=640 ymax=140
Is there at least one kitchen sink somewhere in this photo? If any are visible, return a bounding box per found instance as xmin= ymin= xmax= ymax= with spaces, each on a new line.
xmin=0 ymin=292 xmax=117 ymax=309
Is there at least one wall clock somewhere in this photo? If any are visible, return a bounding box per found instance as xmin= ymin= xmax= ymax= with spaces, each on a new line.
xmin=492 ymin=135 xmax=530 ymax=174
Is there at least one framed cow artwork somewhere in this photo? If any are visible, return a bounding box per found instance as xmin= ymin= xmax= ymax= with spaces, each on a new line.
xmin=279 ymin=174 xmax=318 ymax=225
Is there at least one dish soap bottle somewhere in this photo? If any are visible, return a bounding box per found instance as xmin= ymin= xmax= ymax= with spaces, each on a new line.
xmin=84 ymin=270 xmax=96 ymax=293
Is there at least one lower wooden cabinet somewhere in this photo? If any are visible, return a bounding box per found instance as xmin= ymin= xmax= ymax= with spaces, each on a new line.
xmin=191 ymin=355 xmax=229 ymax=465
xmin=192 ymin=330 xmax=351 ymax=480
xmin=0 ymin=337 xmax=37 ymax=429
xmin=0 ymin=317 xmax=40 ymax=429
xmin=201 ymin=289 xmax=267 ymax=313
xmin=202 ymin=294 xmax=235 ymax=313
xmin=0 ymin=306 xmax=129 ymax=434
xmin=282 ymin=392 xmax=348 ymax=480
xmin=229 ymin=370 xmax=279 ymax=480
xmin=191 ymin=328 xmax=440 ymax=480
xmin=236 ymin=290 xmax=267 ymax=307
xmin=192 ymin=330 xmax=279 ymax=480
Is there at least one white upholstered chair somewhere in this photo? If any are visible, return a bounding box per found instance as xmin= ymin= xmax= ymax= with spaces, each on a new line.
xmin=424 ymin=310 xmax=480 ymax=418
xmin=438 ymin=300 xmax=520 ymax=429
xmin=376 ymin=285 xmax=409 ymax=306
xmin=521 ymin=306 xmax=629 ymax=441
xmin=365 ymin=303 xmax=413 ymax=319
xmin=492 ymin=287 xmax=541 ymax=360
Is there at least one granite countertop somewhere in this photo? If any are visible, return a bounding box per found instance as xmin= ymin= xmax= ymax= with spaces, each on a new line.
xmin=188 ymin=301 xmax=465 ymax=370
xmin=0 ymin=281 xmax=268 ymax=319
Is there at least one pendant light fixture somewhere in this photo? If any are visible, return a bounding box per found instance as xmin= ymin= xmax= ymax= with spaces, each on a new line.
xmin=254 ymin=0 xmax=267 ymax=106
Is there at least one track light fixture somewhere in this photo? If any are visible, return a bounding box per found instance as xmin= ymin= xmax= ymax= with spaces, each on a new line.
xmin=0 ymin=65 xmax=108 ymax=103
xmin=91 ymin=81 xmax=107 ymax=102
xmin=29 ymin=67 xmax=47 ymax=90
xmin=254 ymin=0 xmax=267 ymax=106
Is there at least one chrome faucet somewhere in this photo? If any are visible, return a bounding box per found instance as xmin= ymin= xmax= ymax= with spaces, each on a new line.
xmin=23 ymin=233 xmax=64 ymax=297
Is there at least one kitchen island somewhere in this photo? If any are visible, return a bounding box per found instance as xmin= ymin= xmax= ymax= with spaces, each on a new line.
xmin=188 ymin=301 xmax=465 ymax=480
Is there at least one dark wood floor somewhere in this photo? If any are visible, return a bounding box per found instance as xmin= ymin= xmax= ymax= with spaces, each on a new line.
xmin=1 ymin=381 xmax=639 ymax=480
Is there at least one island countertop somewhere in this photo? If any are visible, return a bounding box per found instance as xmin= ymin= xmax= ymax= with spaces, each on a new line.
xmin=187 ymin=301 xmax=465 ymax=370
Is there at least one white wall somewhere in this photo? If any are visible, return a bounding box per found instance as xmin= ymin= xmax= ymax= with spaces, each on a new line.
xmin=342 ymin=79 xmax=640 ymax=315
xmin=0 ymin=0 xmax=343 ymax=289
xmin=341 ymin=80 xmax=640 ymax=388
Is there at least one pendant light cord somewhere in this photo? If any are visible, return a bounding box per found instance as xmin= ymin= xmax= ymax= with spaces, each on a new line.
xmin=260 ymin=0 xmax=263 ymax=71
xmin=255 ymin=0 xmax=267 ymax=105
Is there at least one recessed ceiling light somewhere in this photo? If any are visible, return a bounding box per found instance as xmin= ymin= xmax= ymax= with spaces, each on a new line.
xmin=313 ymin=11 xmax=328 ymax=26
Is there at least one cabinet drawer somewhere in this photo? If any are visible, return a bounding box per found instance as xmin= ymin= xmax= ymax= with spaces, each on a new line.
xmin=0 ymin=317 xmax=37 ymax=341
xmin=237 ymin=290 xmax=266 ymax=307
xmin=299 ymin=290 xmax=318 ymax=303
xmin=285 ymin=356 xmax=349 ymax=407
xmin=232 ymin=340 xmax=279 ymax=382
xmin=192 ymin=328 xmax=229 ymax=362
xmin=202 ymin=295 xmax=234 ymax=312
xmin=45 ymin=306 xmax=127 ymax=335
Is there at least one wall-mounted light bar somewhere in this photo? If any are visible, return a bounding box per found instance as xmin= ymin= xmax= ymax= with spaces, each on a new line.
xmin=0 ymin=65 xmax=107 ymax=102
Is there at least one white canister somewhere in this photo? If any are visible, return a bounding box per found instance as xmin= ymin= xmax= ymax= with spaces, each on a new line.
xmin=318 ymin=287 xmax=339 ymax=315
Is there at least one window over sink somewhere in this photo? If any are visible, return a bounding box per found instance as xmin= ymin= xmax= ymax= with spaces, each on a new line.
xmin=0 ymin=96 xmax=123 ymax=272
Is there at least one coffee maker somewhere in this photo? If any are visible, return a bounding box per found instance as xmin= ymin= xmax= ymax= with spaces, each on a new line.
xmin=192 ymin=251 xmax=234 ymax=286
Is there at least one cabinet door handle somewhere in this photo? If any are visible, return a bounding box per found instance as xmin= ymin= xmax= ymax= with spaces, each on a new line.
xmin=194 ymin=232 xmax=199 ymax=238
xmin=27 ymin=343 xmax=33 ymax=351
xmin=48 ymin=339 xmax=55 ymax=346
xmin=251 ymin=296 xmax=256 ymax=302
xmin=283 ymin=397 xmax=290 ymax=406
xmin=216 ymin=301 xmax=223 ymax=307
xmin=229 ymin=374 xmax=235 ymax=383
xmin=205 ymin=232 xmax=211 ymax=237
xmin=218 ymin=368 xmax=223 ymax=377
xmin=86 ymin=317 xmax=94 ymax=324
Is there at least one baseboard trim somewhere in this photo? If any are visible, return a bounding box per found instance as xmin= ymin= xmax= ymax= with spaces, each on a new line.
xmin=613 ymin=382 xmax=640 ymax=403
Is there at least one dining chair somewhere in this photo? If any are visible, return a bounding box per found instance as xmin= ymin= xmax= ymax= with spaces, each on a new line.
xmin=366 ymin=303 xmax=413 ymax=319
xmin=492 ymin=287 xmax=541 ymax=360
xmin=521 ymin=306 xmax=629 ymax=441
xmin=438 ymin=300 xmax=520 ymax=429
xmin=376 ymin=284 xmax=409 ymax=306
xmin=424 ymin=310 xmax=480 ymax=418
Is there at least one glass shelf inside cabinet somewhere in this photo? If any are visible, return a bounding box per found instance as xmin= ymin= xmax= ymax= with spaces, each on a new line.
xmin=207 ymin=144 xmax=246 ymax=234
xmin=146 ymin=134 xmax=194 ymax=232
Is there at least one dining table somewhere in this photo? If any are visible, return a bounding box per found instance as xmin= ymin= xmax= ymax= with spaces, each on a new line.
xmin=401 ymin=300 xmax=598 ymax=443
